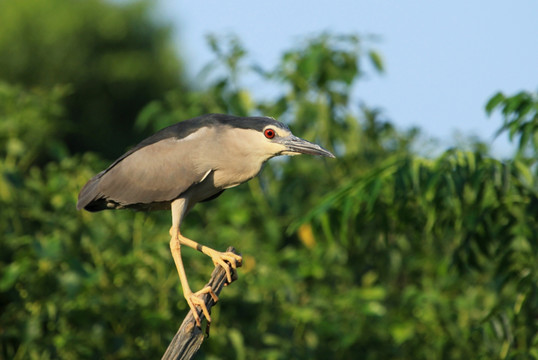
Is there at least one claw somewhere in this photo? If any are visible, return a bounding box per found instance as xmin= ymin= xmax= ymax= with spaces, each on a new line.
xmin=185 ymin=286 xmax=219 ymax=327
xmin=210 ymin=251 xmax=243 ymax=283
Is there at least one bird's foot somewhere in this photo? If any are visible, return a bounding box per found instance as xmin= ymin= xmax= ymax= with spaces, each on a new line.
xmin=185 ymin=286 xmax=219 ymax=327
xmin=208 ymin=250 xmax=243 ymax=283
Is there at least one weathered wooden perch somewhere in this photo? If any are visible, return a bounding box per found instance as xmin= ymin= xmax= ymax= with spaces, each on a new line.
xmin=161 ymin=246 xmax=241 ymax=360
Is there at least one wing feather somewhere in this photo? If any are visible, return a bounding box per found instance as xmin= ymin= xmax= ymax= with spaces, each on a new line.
xmin=78 ymin=135 xmax=212 ymax=210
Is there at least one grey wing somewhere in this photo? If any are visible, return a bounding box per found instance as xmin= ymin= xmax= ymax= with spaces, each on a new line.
xmin=77 ymin=138 xmax=211 ymax=211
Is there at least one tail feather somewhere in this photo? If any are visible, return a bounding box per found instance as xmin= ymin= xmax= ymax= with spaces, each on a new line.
xmin=77 ymin=171 xmax=107 ymax=212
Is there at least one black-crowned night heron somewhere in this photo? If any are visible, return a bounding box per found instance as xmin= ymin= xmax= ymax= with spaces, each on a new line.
xmin=77 ymin=113 xmax=334 ymax=326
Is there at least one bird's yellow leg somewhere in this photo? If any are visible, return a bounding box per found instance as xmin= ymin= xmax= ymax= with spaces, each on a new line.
xmin=168 ymin=198 xmax=241 ymax=326
xmin=175 ymin=230 xmax=243 ymax=284
xmin=169 ymin=228 xmax=218 ymax=327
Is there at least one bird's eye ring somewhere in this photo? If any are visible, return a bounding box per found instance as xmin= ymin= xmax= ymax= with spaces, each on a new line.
xmin=264 ymin=128 xmax=276 ymax=139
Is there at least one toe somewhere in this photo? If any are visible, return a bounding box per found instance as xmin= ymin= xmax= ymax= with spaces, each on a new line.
xmin=212 ymin=256 xmax=234 ymax=283
xmin=194 ymin=286 xmax=219 ymax=303
xmin=190 ymin=295 xmax=211 ymax=323
xmin=185 ymin=289 xmax=215 ymax=327
xmin=186 ymin=297 xmax=203 ymax=327
xmin=224 ymin=252 xmax=243 ymax=267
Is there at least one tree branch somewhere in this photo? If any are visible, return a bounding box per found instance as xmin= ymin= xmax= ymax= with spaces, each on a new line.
xmin=161 ymin=247 xmax=241 ymax=360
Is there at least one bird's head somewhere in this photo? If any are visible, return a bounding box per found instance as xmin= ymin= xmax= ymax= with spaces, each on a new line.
xmin=219 ymin=115 xmax=335 ymax=160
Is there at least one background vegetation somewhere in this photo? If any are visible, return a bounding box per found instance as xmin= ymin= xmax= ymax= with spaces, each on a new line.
xmin=1 ymin=1 xmax=537 ymax=359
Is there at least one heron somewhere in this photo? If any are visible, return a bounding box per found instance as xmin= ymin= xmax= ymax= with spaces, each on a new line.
xmin=77 ymin=113 xmax=335 ymax=326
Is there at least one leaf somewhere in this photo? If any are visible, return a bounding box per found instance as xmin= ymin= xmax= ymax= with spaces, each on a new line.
xmin=368 ymin=50 xmax=384 ymax=73
xmin=485 ymin=92 xmax=505 ymax=115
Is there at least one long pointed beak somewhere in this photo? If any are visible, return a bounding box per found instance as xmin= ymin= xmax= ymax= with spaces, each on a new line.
xmin=279 ymin=135 xmax=335 ymax=158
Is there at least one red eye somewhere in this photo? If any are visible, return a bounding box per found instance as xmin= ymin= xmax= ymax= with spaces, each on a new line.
xmin=264 ymin=129 xmax=275 ymax=139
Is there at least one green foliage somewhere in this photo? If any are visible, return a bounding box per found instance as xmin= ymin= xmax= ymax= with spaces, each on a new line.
xmin=0 ymin=0 xmax=185 ymax=158
xmin=487 ymin=90 xmax=538 ymax=159
xmin=1 ymin=151 xmax=185 ymax=359
xmin=0 ymin=83 xmax=69 ymax=171
xmin=1 ymin=10 xmax=537 ymax=359
xmin=294 ymin=150 xmax=538 ymax=358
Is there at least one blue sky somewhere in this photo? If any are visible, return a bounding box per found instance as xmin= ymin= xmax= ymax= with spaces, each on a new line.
xmin=158 ymin=1 xmax=538 ymax=156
